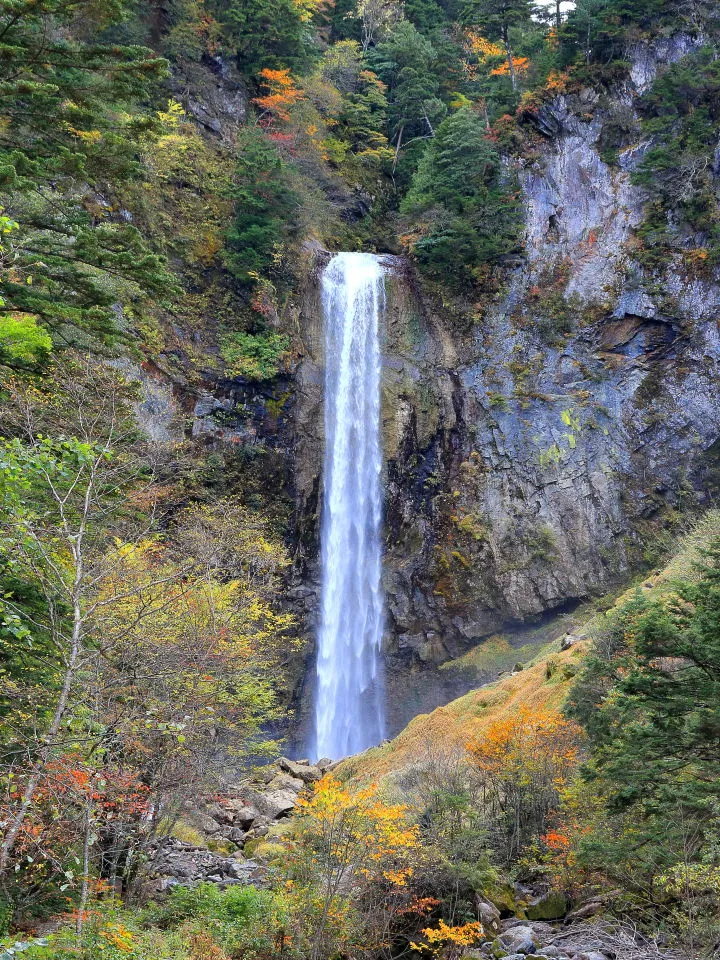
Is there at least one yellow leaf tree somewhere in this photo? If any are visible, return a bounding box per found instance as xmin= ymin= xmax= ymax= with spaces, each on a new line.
xmin=285 ymin=775 xmax=421 ymax=960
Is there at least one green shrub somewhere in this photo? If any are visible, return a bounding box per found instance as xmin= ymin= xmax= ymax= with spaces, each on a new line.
xmin=146 ymin=882 xmax=275 ymax=927
xmin=630 ymin=48 xmax=720 ymax=266
xmin=219 ymin=331 xmax=290 ymax=380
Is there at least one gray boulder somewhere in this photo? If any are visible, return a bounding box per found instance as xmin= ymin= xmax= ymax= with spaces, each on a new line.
xmin=256 ymin=789 xmax=298 ymax=819
xmin=225 ymin=800 xmax=263 ymax=828
xmin=499 ymin=925 xmax=536 ymax=955
xmin=475 ymin=898 xmax=502 ymax=935
xmin=234 ymin=784 xmax=298 ymax=820
xmin=279 ymin=757 xmax=323 ymax=782
xmin=267 ymin=772 xmax=305 ymax=793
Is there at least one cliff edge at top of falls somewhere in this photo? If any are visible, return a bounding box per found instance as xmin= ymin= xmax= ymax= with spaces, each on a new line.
xmin=286 ymin=33 xmax=720 ymax=737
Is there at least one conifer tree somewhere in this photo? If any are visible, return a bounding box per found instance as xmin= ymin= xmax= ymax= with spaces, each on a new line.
xmin=0 ymin=0 xmax=172 ymax=356
xmin=461 ymin=0 xmax=536 ymax=89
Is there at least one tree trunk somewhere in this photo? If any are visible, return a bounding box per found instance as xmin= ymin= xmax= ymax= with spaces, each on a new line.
xmin=392 ymin=124 xmax=405 ymax=173
xmin=76 ymin=805 xmax=92 ymax=935
xmin=0 ymin=574 xmax=84 ymax=875
xmin=503 ymin=28 xmax=517 ymax=91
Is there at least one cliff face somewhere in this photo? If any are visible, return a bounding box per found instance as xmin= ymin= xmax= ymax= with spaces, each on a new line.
xmin=135 ymin=38 xmax=720 ymax=741
xmin=288 ymin=34 xmax=720 ymax=736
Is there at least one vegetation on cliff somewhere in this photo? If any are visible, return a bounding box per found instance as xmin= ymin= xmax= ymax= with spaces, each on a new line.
xmin=0 ymin=0 xmax=719 ymax=956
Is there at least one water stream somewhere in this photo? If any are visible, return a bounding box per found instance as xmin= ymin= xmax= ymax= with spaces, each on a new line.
xmin=313 ymin=252 xmax=386 ymax=760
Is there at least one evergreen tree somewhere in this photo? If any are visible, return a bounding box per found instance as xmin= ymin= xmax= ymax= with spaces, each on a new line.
xmin=574 ymin=544 xmax=720 ymax=818
xmin=219 ymin=0 xmax=314 ymax=75
xmin=568 ymin=541 xmax=720 ymax=894
xmin=225 ymin=128 xmax=298 ymax=285
xmin=0 ymin=0 xmax=172 ymax=357
xmin=461 ymin=0 xmax=536 ymax=89
xmin=401 ymin=107 xmax=520 ymax=285
xmin=405 ymin=0 xmax=450 ymax=33
xmin=368 ymin=21 xmax=446 ymax=177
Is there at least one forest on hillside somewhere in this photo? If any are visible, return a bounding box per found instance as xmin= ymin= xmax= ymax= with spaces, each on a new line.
xmin=0 ymin=0 xmax=719 ymax=956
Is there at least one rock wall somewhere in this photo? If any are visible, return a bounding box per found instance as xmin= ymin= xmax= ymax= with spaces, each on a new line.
xmin=133 ymin=37 xmax=720 ymax=746
xmin=289 ymin=35 xmax=720 ymax=739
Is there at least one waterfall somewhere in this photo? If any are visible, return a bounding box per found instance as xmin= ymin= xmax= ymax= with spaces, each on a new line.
xmin=314 ymin=252 xmax=386 ymax=761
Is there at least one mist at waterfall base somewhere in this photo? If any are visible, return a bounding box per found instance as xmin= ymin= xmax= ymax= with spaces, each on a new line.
xmin=313 ymin=252 xmax=387 ymax=762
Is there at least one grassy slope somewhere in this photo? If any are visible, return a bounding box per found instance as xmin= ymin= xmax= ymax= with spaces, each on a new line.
xmin=339 ymin=511 xmax=720 ymax=787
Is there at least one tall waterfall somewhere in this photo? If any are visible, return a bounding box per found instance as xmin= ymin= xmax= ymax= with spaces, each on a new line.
xmin=314 ymin=252 xmax=386 ymax=760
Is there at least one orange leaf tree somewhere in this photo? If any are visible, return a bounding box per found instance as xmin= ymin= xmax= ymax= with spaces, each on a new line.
xmin=253 ymin=68 xmax=304 ymax=125
xmin=467 ymin=705 xmax=583 ymax=863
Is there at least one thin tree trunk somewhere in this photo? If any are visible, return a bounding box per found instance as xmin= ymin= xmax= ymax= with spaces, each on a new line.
xmin=503 ymin=27 xmax=517 ymax=90
xmin=0 ymin=575 xmax=84 ymax=875
xmin=76 ymin=805 xmax=91 ymax=935
xmin=392 ymin=124 xmax=405 ymax=173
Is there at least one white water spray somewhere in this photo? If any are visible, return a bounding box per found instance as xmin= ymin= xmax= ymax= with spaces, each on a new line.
xmin=314 ymin=252 xmax=386 ymax=760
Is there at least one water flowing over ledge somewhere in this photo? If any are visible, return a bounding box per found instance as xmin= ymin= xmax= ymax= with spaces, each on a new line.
xmin=313 ymin=252 xmax=386 ymax=760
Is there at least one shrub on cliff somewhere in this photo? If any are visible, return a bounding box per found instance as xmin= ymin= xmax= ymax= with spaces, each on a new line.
xmin=400 ymin=108 xmax=522 ymax=287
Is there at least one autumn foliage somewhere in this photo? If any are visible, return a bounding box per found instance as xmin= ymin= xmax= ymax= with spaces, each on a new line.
xmin=468 ymin=705 xmax=583 ymax=862
xmin=284 ymin=775 xmax=422 ymax=959
xmin=253 ymin=68 xmax=304 ymax=124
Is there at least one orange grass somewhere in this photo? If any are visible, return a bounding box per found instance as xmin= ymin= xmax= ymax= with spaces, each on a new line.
xmin=340 ymin=510 xmax=720 ymax=787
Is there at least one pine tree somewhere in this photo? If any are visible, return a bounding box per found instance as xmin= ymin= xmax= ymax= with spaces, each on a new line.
xmin=225 ymin=128 xmax=298 ymax=285
xmin=401 ymin=108 xmax=521 ymax=285
xmin=219 ymin=0 xmax=313 ymax=76
xmin=0 ymin=0 xmax=172 ymax=357
xmin=569 ymin=541 xmax=720 ymax=884
xmin=461 ymin=0 xmax=536 ymax=89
